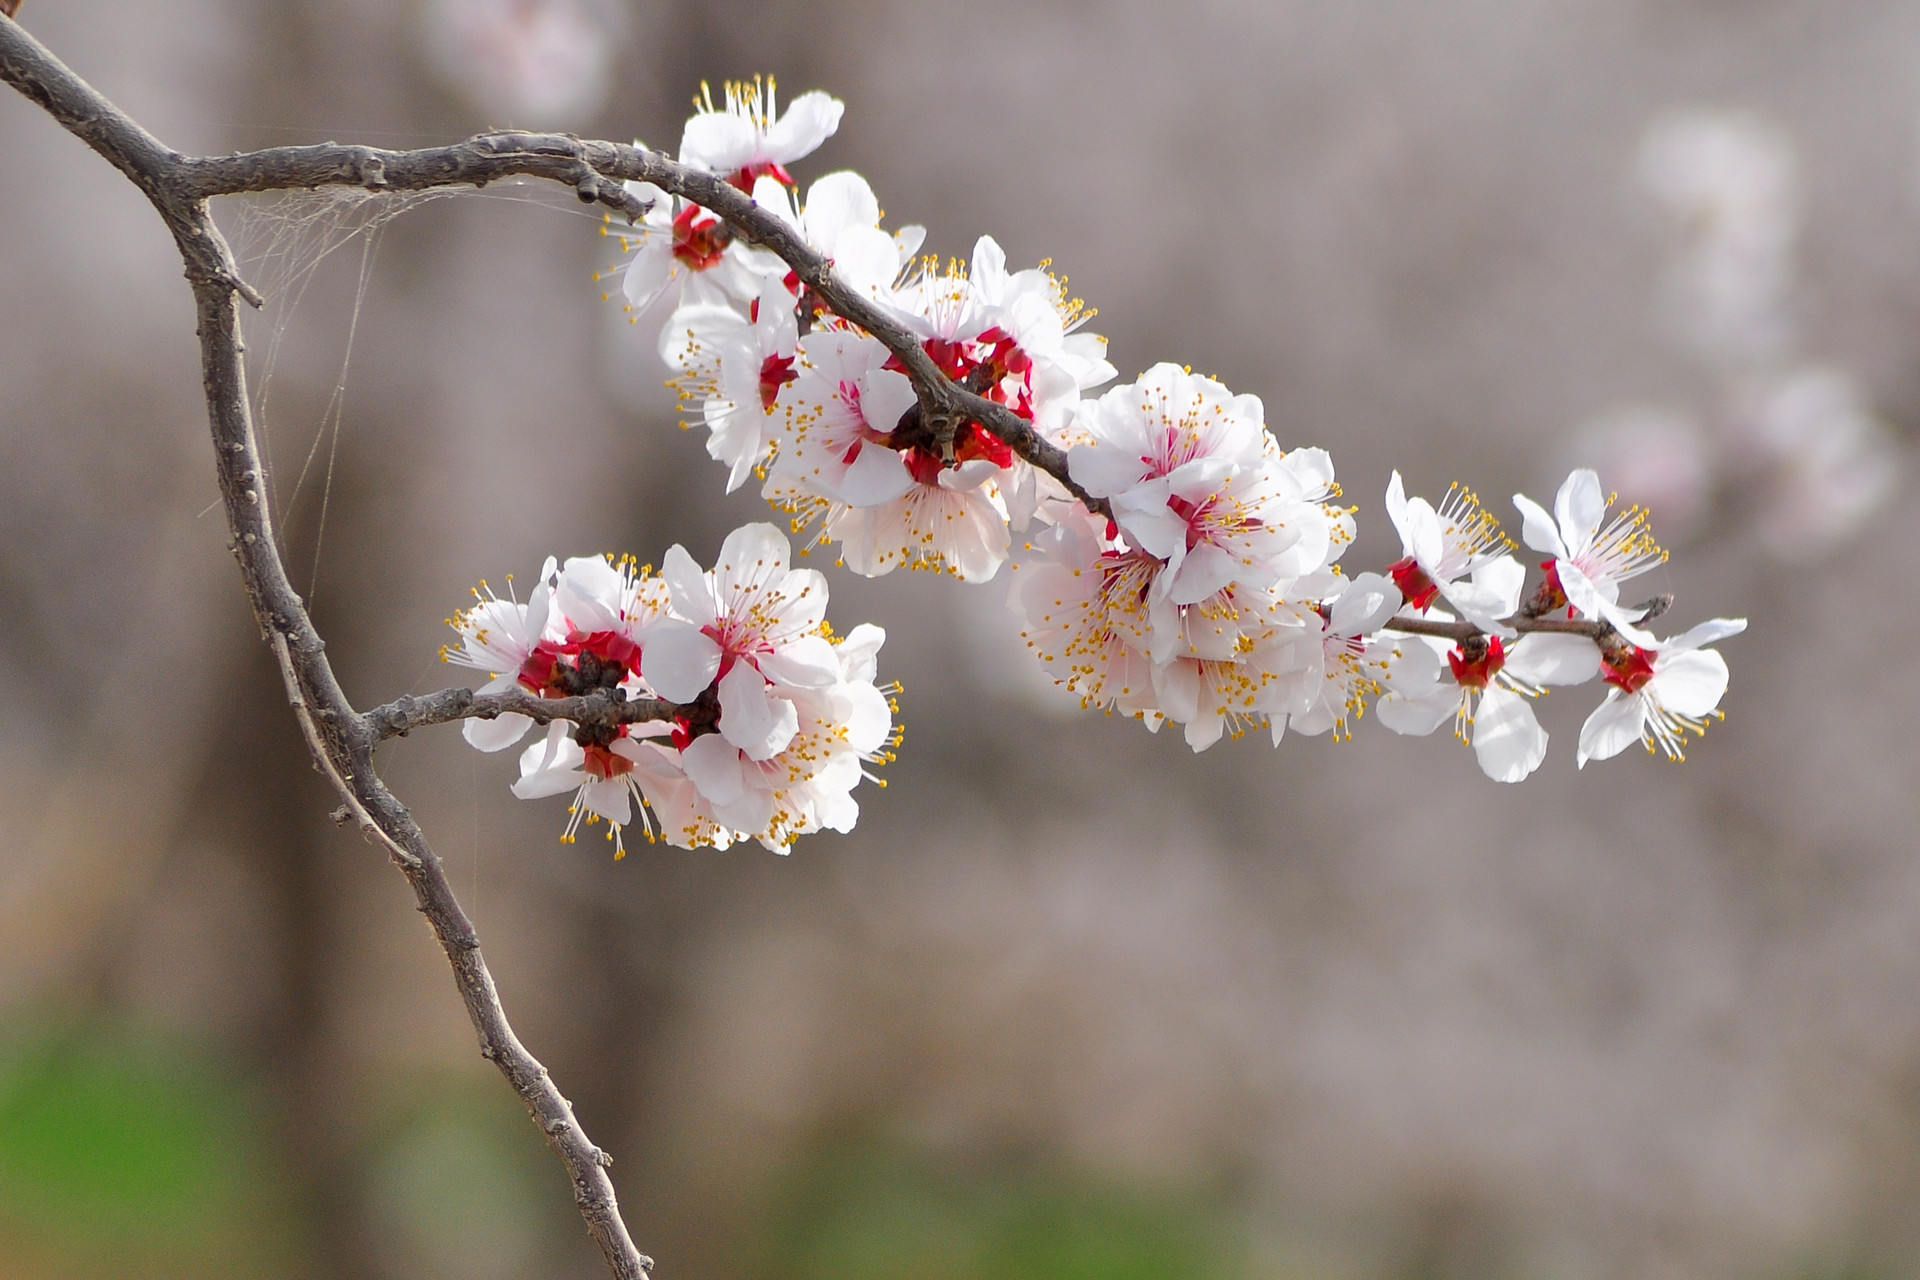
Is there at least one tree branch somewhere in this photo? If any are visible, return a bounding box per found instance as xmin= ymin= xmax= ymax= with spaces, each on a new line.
xmin=0 ymin=14 xmax=651 ymax=1276
xmin=364 ymin=686 xmax=679 ymax=742
xmin=1384 ymin=594 xmax=1673 ymax=645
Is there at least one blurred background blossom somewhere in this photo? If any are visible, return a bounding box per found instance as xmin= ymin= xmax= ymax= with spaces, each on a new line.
xmin=4 ymin=2 xmax=1920 ymax=1279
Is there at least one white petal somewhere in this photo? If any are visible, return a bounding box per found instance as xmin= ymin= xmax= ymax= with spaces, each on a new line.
xmin=1555 ymin=468 xmax=1606 ymax=549
xmin=641 ymin=620 xmax=723 ymax=702
xmin=1376 ymin=687 xmax=1460 ymax=737
xmin=717 ymin=664 xmax=799 ymax=760
xmin=756 ymin=635 xmax=841 ymax=689
xmin=1512 ymin=493 xmax=1568 ymax=558
xmin=661 ymin=544 xmax=716 ymax=625
xmin=582 ymin=777 xmax=632 ymax=827
xmin=1502 ymin=633 xmax=1601 ymax=686
xmin=838 ymin=444 xmax=915 ymax=506
xmin=1666 ymin=617 xmax=1747 ymax=652
xmin=1471 ymin=686 xmax=1548 ymax=783
xmin=464 ymin=712 xmax=533 ymax=753
xmin=1385 ymin=471 xmax=1411 ymax=547
xmin=761 ymin=91 xmax=843 ymax=163
xmin=1166 ymin=543 xmax=1242 ymax=606
xmin=1650 ymin=649 xmax=1729 ymax=717
xmin=800 ymin=170 xmax=879 ymax=245
xmin=679 ymin=733 xmax=746 ymax=804
xmin=1577 ymin=690 xmax=1644 ymax=767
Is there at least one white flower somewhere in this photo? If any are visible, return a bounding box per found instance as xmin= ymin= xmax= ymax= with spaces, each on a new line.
xmin=822 ymin=457 xmax=1013 ymax=583
xmin=766 ymin=329 xmax=917 ymax=509
xmin=678 ymin=78 xmax=844 ymax=189
xmin=1513 ymin=468 xmax=1667 ymax=643
xmin=1272 ymin=571 xmax=1402 ymax=742
xmin=1010 ymin=510 xmax=1163 ymax=719
xmin=1383 ymin=472 xmax=1523 ymax=635
xmin=511 ymin=725 xmax=663 ymax=858
xmin=610 ymin=182 xmax=770 ymax=317
xmin=443 ymin=557 xmax=564 ymax=752
xmin=1376 ymin=630 xmax=1602 ymax=783
xmin=676 ymin=623 xmax=897 ymax=851
xmin=1577 ymin=618 xmax=1746 ymax=766
xmin=660 ymin=275 xmax=800 ymax=491
xmin=644 ymin=524 xmax=840 ymax=760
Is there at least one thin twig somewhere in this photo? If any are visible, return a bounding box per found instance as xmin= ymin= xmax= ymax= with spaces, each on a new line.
xmin=1384 ymin=594 xmax=1674 ymax=646
xmin=365 ymin=686 xmax=679 ymax=742
xmin=0 ymin=15 xmax=651 ymax=1277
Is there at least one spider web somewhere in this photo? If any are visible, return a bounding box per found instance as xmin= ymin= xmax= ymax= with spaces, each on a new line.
xmin=219 ymin=182 xmax=611 ymax=603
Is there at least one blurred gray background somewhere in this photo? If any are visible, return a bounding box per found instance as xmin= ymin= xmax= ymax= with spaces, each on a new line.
xmin=3 ymin=1 xmax=1919 ymax=1277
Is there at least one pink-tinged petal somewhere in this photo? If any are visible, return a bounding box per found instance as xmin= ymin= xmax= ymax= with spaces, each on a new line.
xmin=641 ymin=620 xmax=723 ymax=702
xmin=756 ymin=635 xmax=841 ymax=689
xmin=1149 ymin=660 xmax=1201 ymax=725
xmin=1503 ymin=633 xmax=1601 ymax=686
xmin=718 ymin=664 xmax=798 ymax=759
xmin=661 ymin=544 xmax=716 ymax=625
xmin=1650 ymin=649 xmax=1729 ymax=717
xmin=1166 ymin=543 xmax=1241 ymax=606
xmin=1376 ymin=686 xmax=1460 ymax=737
xmin=761 ymin=91 xmax=843 ymax=162
xmin=838 ymin=444 xmax=915 ymax=507
xmin=711 ymin=780 xmax=777 ymax=838
xmin=835 ymin=623 xmax=887 ymax=685
xmin=1666 ymin=617 xmax=1747 ymax=652
xmin=1512 ymin=493 xmax=1568 ymax=558
xmin=1471 ymin=686 xmax=1548 ymax=783
xmin=679 ymin=733 xmax=746 ymax=805
xmin=1183 ymin=713 xmax=1225 ymax=753
xmin=1577 ymin=690 xmax=1644 ymax=767
xmin=859 ymin=367 xmax=917 ymax=433
xmin=1555 ymin=468 xmax=1607 ymax=550
xmin=464 ymin=712 xmax=533 ymax=753
xmin=1068 ymin=442 xmax=1152 ymax=498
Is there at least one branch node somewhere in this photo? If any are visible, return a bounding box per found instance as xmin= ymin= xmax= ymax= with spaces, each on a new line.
xmin=329 ymin=805 xmax=351 ymax=826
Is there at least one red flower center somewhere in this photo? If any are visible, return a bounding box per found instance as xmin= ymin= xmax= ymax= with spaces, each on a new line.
xmin=581 ymin=743 xmax=633 ymax=780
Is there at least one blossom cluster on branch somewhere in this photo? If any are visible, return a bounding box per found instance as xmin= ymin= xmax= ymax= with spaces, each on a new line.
xmin=449 ymin=77 xmax=1749 ymax=853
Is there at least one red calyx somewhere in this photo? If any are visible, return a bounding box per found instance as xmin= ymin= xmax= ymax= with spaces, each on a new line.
xmin=726 ymin=161 xmax=795 ymax=192
xmin=671 ymin=205 xmax=728 ymax=271
xmin=1447 ymin=635 xmax=1507 ymax=689
xmin=1602 ymin=645 xmax=1656 ymax=694
xmin=517 ymin=642 xmax=568 ymax=696
xmin=1388 ymin=556 xmax=1440 ymax=612
xmin=1539 ymin=560 xmax=1571 ymax=615
xmin=902 ymin=447 xmax=946 ymax=486
xmin=564 ymin=630 xmax=641 ymax=678
xmin=954 ymin=422 xmax=1013 ymax=468
xmin=670 ymin=716 xmax=694 ymax=752
xmin=582 ymin=742 xmax=634 ymax=780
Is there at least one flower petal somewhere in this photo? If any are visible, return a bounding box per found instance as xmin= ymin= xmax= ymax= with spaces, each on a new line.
xmin=1577 ymin=690 xmax=1644 ymax=767
xmin=641 ymin=619 xmax=723 ymax=702
xmin=464 ymin=712 xmax=533 ymax=753
xmin=717 ymin=663 xmax=799 ymax=759
xmin=1472 ymin=686 xmax=1548 ymax=783
xmin=1512 ymin=492 xmax=1569 ymax=558
xmin=1503 ymin=633 xmax=1601 ymax=686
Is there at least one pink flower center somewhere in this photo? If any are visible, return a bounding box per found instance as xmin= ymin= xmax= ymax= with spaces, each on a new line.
xmin=759 ymin=353 xmax=797 ymax=410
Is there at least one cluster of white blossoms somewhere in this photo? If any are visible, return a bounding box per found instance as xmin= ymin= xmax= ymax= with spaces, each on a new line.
xmin=444 ymin=524 xmax=899 ymax=855
xmin=444 ymin=80 xmax=1751 ymax=858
